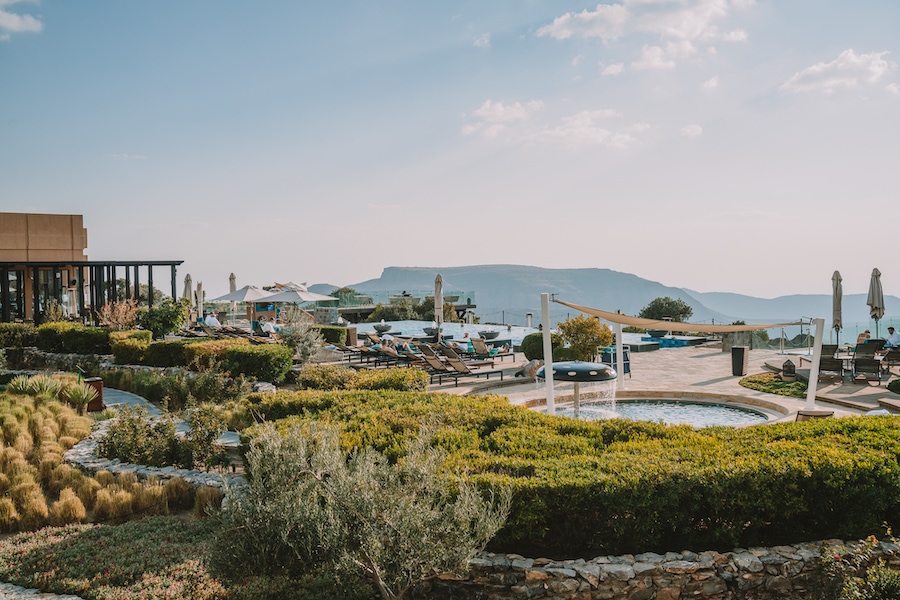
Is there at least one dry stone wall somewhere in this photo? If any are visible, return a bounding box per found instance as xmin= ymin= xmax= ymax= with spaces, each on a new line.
xmin=412 ymin=540 xmax=900 ymax=600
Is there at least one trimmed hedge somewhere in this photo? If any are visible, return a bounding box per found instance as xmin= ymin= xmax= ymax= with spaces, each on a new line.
xmin=143 ymin=340 xmax=189 ymax=368
xmin=223 ymin=344 xmax=294 ymax=383
xmin=109 ymin=330 xmax=153 ymax=343
xmin=0 ymin=323 xmax=37 ymax=348
xmin=520 ymin=332 xmax=562 ymax=361
xmin=36 ymin=322 xmax=111 ymax=355
xmin=237 ymin=390 xmax=900 ymax=558
xmin=182 ymin=338 xmax=248 ymax=370
xmin=111 ymin=338 xmax=150 ymax=365
xmin=297 ymin=364 xmax=429 ymax=392
xmin=312 ymin=325 xmax=347 ymax=345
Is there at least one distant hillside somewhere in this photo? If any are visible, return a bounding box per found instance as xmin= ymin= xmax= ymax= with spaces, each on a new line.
xmin=682 ymin=290 xmax=900 ymax=327
xmin=347 ymin=265 xmax=735 ymax=326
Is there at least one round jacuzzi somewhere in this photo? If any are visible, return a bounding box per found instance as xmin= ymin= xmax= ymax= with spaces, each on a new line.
xmin=555 ymin=399 xmax=770 ymax=427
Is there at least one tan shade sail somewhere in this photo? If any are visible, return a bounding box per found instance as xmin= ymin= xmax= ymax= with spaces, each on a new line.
xmin=553 ymin=298 xmax=804 ymax=333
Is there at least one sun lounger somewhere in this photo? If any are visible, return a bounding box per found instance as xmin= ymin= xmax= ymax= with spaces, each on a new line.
xmin=817 ymin=357 xmax=845 ymax=383
xmin=470 ymin=337 xmax=514 ymax=362
xmin=852 ymin=358 xmax=882 ymax=384
xmin=439 ymin=345 xmax=495 ymax=369
xmin=438 ymin=354 xmax=504 ymax=387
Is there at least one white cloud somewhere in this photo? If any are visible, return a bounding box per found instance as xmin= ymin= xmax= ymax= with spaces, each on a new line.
xmin=680 ymin=124 xmax=703 ymax=137
xmin=702 ymin=76 xmax=719 ymax=90
xmin=538 ymin=1 xmax=750 ymax=69
xmin=780 ymin=49 xmax=896 ymax=94
xmin=572 ymin=54 xmax=584 ymax=66
xmin=601 ymin=62 xmax=625 ymax=75
xmin=538 ymin=109 xmax=649 ymax=147
xmin=472 ymin=99 xmax=542 ymax=123
xmin=473 ymin=33 xmax=490 ymax=48
xmin=463 ymin=99 xmax=543 ymax=139
xmin=0 ymin=0 xmax=42 ymax=38
xmin=887 ymin=83 xmax=900 ymax=96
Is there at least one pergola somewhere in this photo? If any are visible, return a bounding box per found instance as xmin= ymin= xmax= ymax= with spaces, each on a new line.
xmin=0 ymin=260 xmax=183 ymax=324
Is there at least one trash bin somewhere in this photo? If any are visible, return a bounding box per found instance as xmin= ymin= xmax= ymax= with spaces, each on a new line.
xmin=346 ymin=326 xmax=357 ymax=347
xmin=83 ymin=377 xmax=105 ymax=412
xmin=731 ymin=346 xmax=749 ymax=377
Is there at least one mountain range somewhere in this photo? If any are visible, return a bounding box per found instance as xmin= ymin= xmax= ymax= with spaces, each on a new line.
xmin=309 ymin=265 xmax=900 ymax=330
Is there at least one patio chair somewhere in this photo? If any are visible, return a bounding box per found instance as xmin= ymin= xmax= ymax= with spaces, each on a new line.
xmin=853 ymin=344 xmax=877 ymax=360
xmin=817 ymin=357 xmax=845 ymax=383
xmin=439 ymin=345 xmax=495 ymax=369
xmin=882 ymin=348 xmax=900 ymax=372
xmin=852 ymin=358 xmax=883 ymax=384
xmin=470 ymin=337 xmax=514 ymax=362
xmin=365 ymin=332 xmax=382 ymax=345
xmin=866 ymin=339 xmax=888 ymax=351
xmin=439 ymin=354 xmax=504 ymax=387
xmin=820 ymin=344 xmax=838 ymax=358
xmin=795 ymin=410 xmax=834 ymax=422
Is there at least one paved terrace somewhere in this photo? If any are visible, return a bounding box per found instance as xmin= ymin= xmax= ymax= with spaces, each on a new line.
xmin=435 ymin=344 xmax=900 ymax=421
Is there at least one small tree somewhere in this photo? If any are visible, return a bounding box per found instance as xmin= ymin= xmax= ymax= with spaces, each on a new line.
xmin=137 ymin=298 xmax=190 ymax=339
xmin=98 ymin=299 xmax=141 ymax=331
xmin=278 ymin=305 xmax=323 ymax=365
xmin=557 ymin=314 xmax=613 ymax=361
xmin=367 ymin=300 xmax=418 ymax=322
xmin=638 ymin=296 xmax=694 ymax=322
xmin=211 ymin=423 xmax=511 ymax=600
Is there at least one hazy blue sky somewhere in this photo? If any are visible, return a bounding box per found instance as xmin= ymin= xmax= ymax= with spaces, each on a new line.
xmin=2 ymin=1 xmax=898 ymax=300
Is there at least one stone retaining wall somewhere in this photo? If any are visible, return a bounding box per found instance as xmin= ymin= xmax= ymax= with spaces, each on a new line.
xmin=412 ymin=539 xmax=900 ymax=600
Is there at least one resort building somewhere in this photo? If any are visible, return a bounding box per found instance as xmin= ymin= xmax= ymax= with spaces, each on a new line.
xmin=0 ymin=212 xmax=182 ymax=324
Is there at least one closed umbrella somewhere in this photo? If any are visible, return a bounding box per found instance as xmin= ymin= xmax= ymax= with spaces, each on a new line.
xmin=195 ymin=281 xmax=204 ymax=320
xmin=228 ymin=273 xmax=237 ymax=322
xmin=867 ymin=267 xmax=885 ymax=338
xmin=182 ymin=274 xmax=193 ymax=307
xmin=832 ymin=270 xmax=842 ymax=344
xmin=434 ymin=274 xmax=443 ymax=342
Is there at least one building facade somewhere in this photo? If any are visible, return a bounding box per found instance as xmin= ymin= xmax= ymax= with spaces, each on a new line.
xmin=0 ymin=212 xmax=182 ymax=324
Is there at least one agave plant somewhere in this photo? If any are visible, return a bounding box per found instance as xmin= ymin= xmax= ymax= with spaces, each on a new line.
xmin=6 ymin=374 xmax=32 ymax=395
xmin=63 ymin=383 xmax=98 ymax=415
xmin=28 ymin=374 xmax=63 ymax=398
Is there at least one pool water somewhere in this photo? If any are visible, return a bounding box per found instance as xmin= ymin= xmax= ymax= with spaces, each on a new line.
xmin=555 ymin=400 xmax=769 ymax=427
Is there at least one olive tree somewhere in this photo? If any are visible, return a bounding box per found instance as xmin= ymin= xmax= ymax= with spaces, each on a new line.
xmin=277 ymin=304 xmax=322 ymax=365
xmin=557 ymin=314 xmax=613 ymax=361
xmin=211 ymin=423 xmax=511 ymax=600
xmin=638 ymin=296 xmax=694 ymax=323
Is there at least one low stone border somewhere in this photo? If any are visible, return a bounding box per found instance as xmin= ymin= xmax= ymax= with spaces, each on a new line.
xmin=0 ymin=583 xmax=85 ymax=600
xmin=417 ymin=539 xmax=900 ymax=599
xmin=63 ymin=419 xmax=247 ymax=491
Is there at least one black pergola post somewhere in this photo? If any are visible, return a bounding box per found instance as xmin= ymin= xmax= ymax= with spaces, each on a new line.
xmin=1 ymin=268 xmax=9 ymax=322
xmin=32 ymin=267 xmax=41 ymax=324
xmin=170 ymin=266 xmax=177 ymax=302
xmin=76 ymin=266 xmax=85 ymax=323
xmin=147 ymin=265 xmax=154 ymax=309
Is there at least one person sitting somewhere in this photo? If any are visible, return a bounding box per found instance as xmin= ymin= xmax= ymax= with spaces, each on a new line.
xmin=205 ymin=312 xmax=221 ymax=327
xmin=885 ymin=326 xmax=900 ymax=348
xmin=261 ymin=317 xmax=276 ymax=335
xmin=857 ymin=330 xmax=871 ymax=345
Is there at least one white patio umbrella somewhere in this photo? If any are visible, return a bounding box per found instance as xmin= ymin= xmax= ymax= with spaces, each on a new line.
xmin=210 ymin=285 xmax=275 ymax=324
xmin=182 ymin=274 xmax=193 ymax=307
xmin=832 ymin=270 xmax=842 ymax=344
xmin=867 ymin=267 xmax=885 ymax=338
xmin=209 ymin=285 xmax=274 ymax=303
xmin=264 ymin=288 xmax=336 ymax=303
xmin=434 ymin=274 xmax=443 ymax=342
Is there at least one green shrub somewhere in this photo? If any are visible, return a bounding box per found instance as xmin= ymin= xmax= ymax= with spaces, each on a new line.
xmin=353 ymin=367 xmax=429 ymax=392
xmin=520 ymin=332 xmax=562 ymax=361
xmin=36 ymin=322 xmax=111 ymax=354
xmin=111 ymin=338 xmax=150 ymax=365
xmin=98 ymin=405 xmax=189 ymax=468
xmin=143 ymin=341 xmax=188 ymax=367
xmin=182 ymin=338 xmax=248 ymax=371
xmin=740 ymin=372 xmax=807 ymax=398
xmin=551 ymin=346 xmax=580 ymax=361
xmin=237 ymin=390 xmax=900 ymax=558
xmin=0 ymin=323 xmax=37 ymax=348
xmin=137 ymin=298 xmax=190 ymax=339
xmin=312 ymin=325 xmax=347 ymax=345
xmin=109 ymin=329 xmax=153 ymax=343
xmin=223 ymin=344 xmax=294 ymax=383
xmin=298 ymin=364 xmax=358 ymax=390
xmin=888 ymin=379 xmax=900 ymax=395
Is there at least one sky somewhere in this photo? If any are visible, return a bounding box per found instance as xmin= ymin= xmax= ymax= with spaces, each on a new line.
xmin=2 ymin=1 xmax=899 ymax=300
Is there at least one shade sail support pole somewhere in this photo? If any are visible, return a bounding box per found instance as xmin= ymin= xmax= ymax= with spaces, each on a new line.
xmin=541 ymin=293 xmax=554 ymax=415
xmin=805 ymin=317 xmax=825 ymax=409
